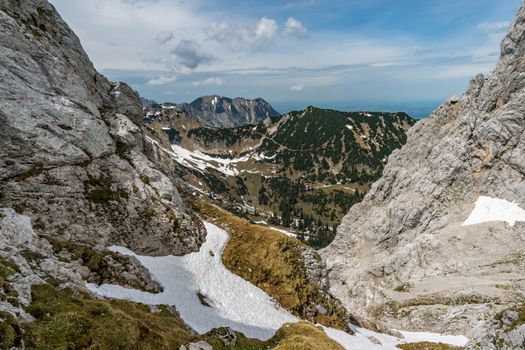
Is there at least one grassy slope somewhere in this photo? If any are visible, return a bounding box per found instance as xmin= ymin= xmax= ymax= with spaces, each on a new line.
xmin=15 ymin=283 xmax=341 ymax=350
xmin=0 ymin=218 xmax=345 ymax=349
xmin=273 ymin=322 xmax=345 ymax=350
xmin=188 ymin=198 xmax=349 ymax=330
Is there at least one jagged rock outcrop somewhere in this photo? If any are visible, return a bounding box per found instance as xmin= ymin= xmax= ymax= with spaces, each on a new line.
xmin=322 ymin=2 xmax=525 ymax=348
xmin=0 ymin=208 xmax=161 ymax=315
xmin=177 ymin=95 xmax=280 ymax=128
xmin=0 ymin=0 xmax=205 ymax=256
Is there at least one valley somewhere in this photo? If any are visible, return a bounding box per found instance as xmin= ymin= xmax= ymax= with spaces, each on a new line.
xmin=143 ymin=101 xmax=415 ymax=247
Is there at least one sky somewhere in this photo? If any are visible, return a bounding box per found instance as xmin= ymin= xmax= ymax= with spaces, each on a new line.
xmin=49 ymin=0 xmax=522 ymax=117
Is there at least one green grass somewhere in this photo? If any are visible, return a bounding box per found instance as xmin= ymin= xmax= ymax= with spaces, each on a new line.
xmin=495 ymin=303 xmax=525 ymax=331
xmin=21 ymin=283 xmax=342 ymax=350
xmin=272 ymin=322 xmax=345 ymax=350
xmin=21 ymin=250 xmax=46 ymax=263
xmin=85 ymin=175 xmax=128 ymax=204
xmin=23 ymin=284 xmax=199 ymax=350
xmin=0 ymin=257 xmax=22 ymax=346
xmin=0 ymin=311 xmax=22 ymax=348
xmin=0 ymin=256 xmax=19 ymax=292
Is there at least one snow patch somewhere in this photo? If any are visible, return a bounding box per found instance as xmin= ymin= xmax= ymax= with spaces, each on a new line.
xmin=87 ymin=221 xmax=298 ymax=340
xmin=146 ymin=136 xmax=275 ymax=176
xmin=86 ymin=221 xmax=469 ymax=348
xmin=395 ymin=330 xmax=469 ymax=347
xmin=462 ymin=196 xmax=525 ymax=227
xmin=168 ymin=144 xmax=250 ymax=176
xmin=324 ymin=326 xmax=469 ymax=349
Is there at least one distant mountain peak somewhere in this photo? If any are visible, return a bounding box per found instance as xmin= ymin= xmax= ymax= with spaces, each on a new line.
xmin=144 ymin=95 xmax=280 ymax=128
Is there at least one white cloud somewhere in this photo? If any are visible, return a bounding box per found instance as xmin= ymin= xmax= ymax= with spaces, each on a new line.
xmin=477 ymin=21 xmax=510 ymax=34
xmin=122 ymin=0 xmax=160 ymax=6
xmin=284 ymin=17 xmax=307 ymax=38
xmin=369 ymin=62 xmax=394 ymax=68
xmin=291 ymin=84 xmax=304 ymax=91
xmin=48 ymin=0 xmax=509 ymax=106
xmin=171 ymin=40 xmax=216 ymax=69
xmin=255 ymin=17 xmax=278 ymax=47
xmin=155 ymin=31 xmax=174 ymax=44
xmin=192 ymin=77 xmax=225 ymax=86
xmin=147 ymin=75 xmax=177 ymax=85
xmin=427 ymin=63 xmax=495 ymax=80
xmin=205 ymin=17 xmax=284 ymax=50
xmin=205 ymin=21 xmax=254 ymax=50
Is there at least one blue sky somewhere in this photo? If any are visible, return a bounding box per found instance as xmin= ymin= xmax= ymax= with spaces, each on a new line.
xmin=50 ymin=0 xmax=521 ymax=116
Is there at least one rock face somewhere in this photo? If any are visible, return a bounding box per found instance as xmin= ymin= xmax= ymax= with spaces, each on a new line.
xmin=178 ymin=95 xmax=280 ymax=128
xmin=322 ymin=2 xmax=525 ymax=348
xmin=0 ymin=0 xmax=205 ymax=256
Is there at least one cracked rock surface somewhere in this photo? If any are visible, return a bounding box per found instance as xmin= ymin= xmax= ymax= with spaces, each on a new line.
xmin=0 ymin=0 xmax=205 ymax=257
xmin=322 ymin=3 xmax=525 ymax=348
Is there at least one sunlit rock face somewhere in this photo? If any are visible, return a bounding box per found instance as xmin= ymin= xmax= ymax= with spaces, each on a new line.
xmin=0 ymin=0 xmax=205 ymax=256
xmin=322 ymin=3 xmax=525 ymax=348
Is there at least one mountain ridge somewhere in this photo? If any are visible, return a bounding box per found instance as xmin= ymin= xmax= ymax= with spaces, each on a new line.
xmin=143 ymin=95 xmax=280 ymax=128
xmin=322 ymin=2 xmax=525 ymax=348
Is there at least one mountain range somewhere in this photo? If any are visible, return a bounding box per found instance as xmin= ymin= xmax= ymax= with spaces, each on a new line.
xmin=0 ymin=0 xmax=524 ymax=349
xmin=143 ymin=103 xmax=415 ymax=247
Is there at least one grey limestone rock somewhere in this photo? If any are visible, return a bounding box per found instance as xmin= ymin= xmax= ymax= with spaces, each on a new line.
xmin=322 ymin=1 xmax=525 ymax=346
xmin=177 ymin=95 xmax=280 ymax=128
xmin=0 ymin=0 xmax=205 ymax=257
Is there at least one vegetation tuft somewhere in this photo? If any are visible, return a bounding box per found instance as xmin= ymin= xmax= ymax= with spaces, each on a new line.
xmin=85 ymin=175 xmax=128 ymax=204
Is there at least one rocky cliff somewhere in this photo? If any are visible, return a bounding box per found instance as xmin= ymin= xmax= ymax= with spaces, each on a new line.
xmin=177 ymin=95 xmax=280 ymax=128
xmin=322 ymin=2 xmax=525 ymax=348
xmin=0 ymin=0 xmax=204 ymax=256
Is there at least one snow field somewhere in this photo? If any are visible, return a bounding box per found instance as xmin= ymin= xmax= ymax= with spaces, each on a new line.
xmin=87 ymin=221 xmax=469 ymax=349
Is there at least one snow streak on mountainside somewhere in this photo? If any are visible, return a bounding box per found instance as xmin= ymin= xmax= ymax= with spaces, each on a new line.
xmin=88 ymin=221 xmax=298 ymax=340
